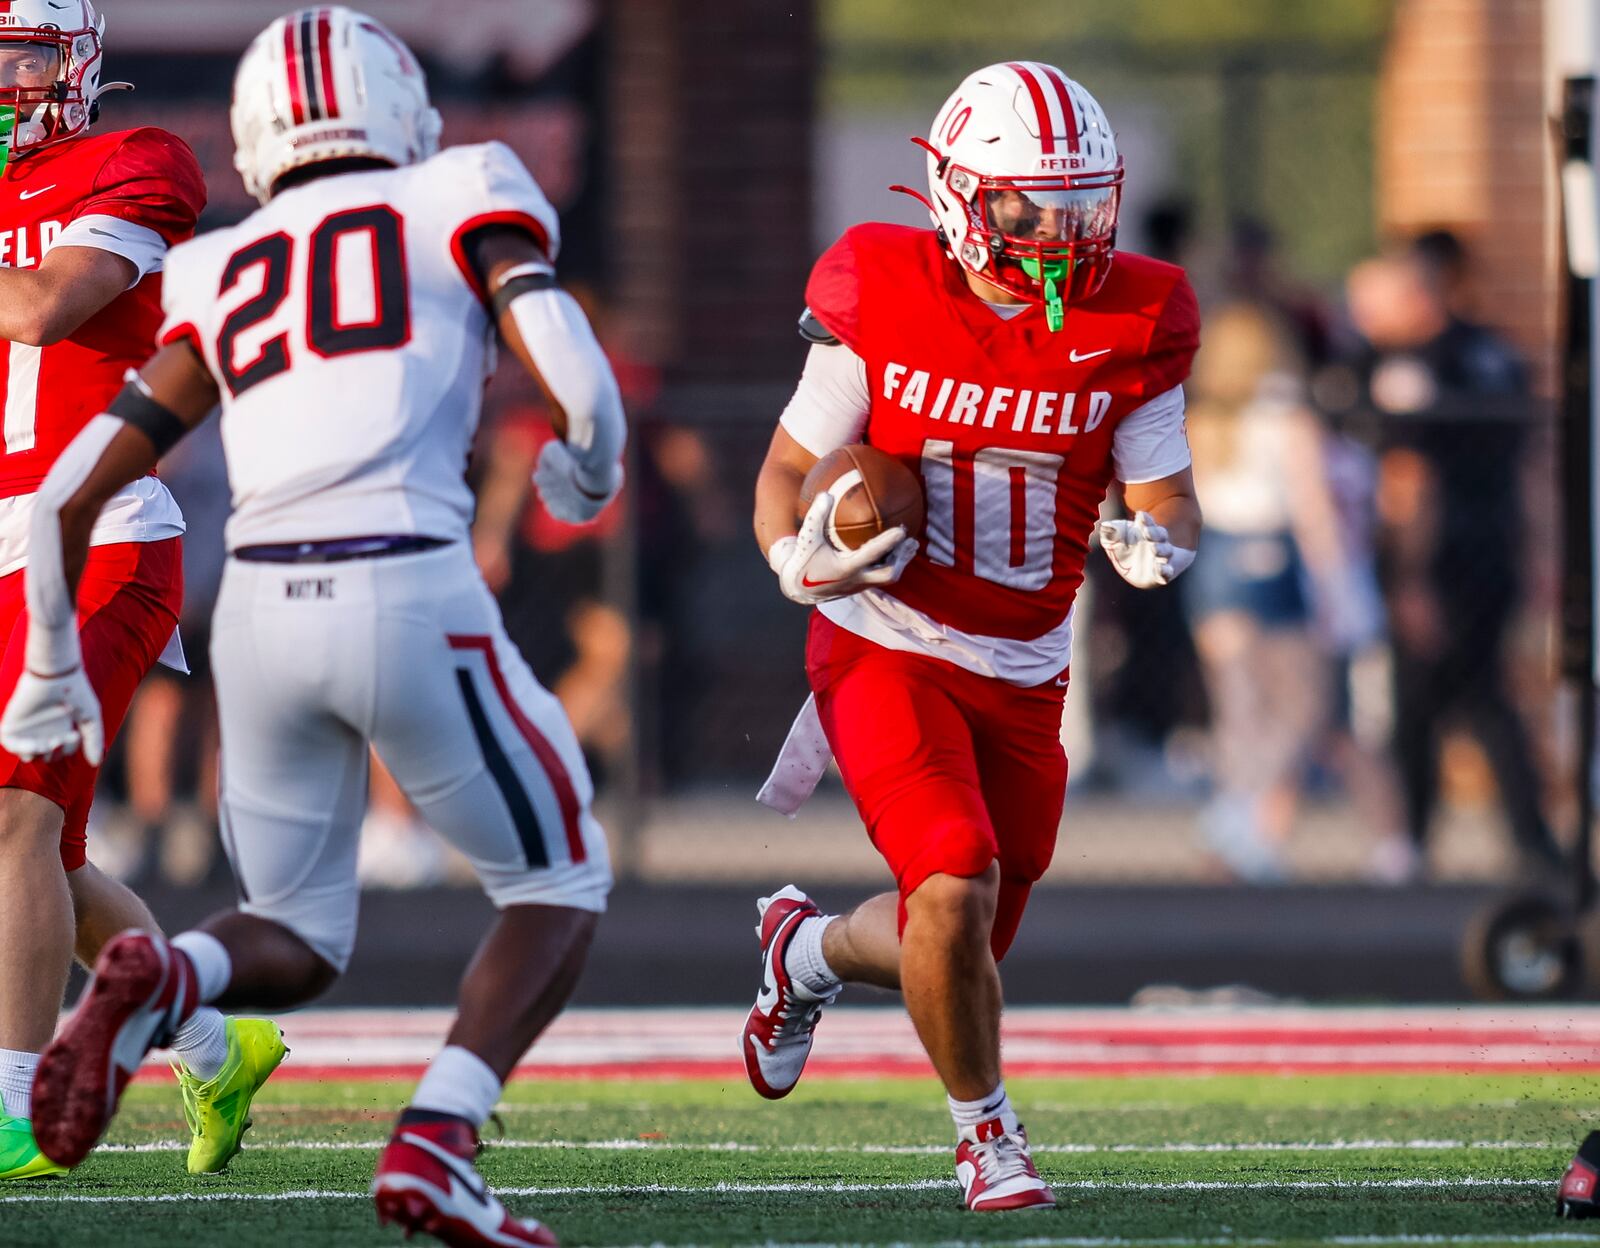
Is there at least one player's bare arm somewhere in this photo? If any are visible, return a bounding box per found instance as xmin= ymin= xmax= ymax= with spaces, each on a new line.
xmin=754 ymin=424 xmax=817 ymax=552
xmin=0 ymin=340 xmax=215 ymax=763
xmin=468 ymin=224 xmax=626 ymax=525
xmin=0 ymin=244 xmax=135 ymax=347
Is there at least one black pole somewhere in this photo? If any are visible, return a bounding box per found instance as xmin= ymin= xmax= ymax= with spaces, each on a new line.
xmin=1560 ymin=76 xmax=1596 ymax=912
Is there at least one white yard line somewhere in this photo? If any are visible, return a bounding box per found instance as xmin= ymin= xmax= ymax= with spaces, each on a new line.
xmin=0 ymin=1176 xmax=1554 ymax=1204
xmin=89 ymin=1136 xmax=1563 ymax=1155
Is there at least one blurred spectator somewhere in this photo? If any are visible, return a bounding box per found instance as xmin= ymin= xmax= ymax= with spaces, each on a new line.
xmin=1185 ymin=303 xmax=1399 ymax=881
xmin=1225 ymin=215 xmax=1335 ymax=367
xmin=1081 ymin=200 xmax=1207 ymax=794
xmin=1334 ymin=248 xmax=1562 ymax=876
xmin=475 ymin=286 xmax=655 ymax=787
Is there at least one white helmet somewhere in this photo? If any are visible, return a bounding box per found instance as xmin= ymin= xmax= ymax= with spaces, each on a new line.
xmin=0 ymin=0 xmax=117 ymax=161
xmin=907 ymin=62 xmax=1123 ymax=329
xmin=231 ymin=7 xmax=442 ymax=204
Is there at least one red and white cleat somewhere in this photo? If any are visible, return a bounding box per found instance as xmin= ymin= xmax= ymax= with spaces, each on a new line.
xmin=740 ymin=885 xmax=838 ymax=1100
xmin=33 ymin=930 xmax=198 ymax=1169
xmin=955 ymin=1123 xmax=1056 ymax=1212
xmin=373 ymin=1116 xmax=558 ymax=1247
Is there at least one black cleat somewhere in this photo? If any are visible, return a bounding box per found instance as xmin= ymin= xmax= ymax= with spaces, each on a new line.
xmin=1557 ymin=1131 xmax=1600 ymax=1218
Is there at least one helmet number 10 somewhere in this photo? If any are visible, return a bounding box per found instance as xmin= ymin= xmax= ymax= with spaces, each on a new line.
xmin=920 ymin=440 xmax=1063 ymax=591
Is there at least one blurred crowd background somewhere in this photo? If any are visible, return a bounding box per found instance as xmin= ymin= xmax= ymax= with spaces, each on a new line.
xmin=81 ymin=0 xmax=1584 ymax=904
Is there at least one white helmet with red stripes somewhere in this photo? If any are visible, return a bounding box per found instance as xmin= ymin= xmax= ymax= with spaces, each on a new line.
xmin=914 ymin=62 xmax=1123 ymax=328
xmin=231 ymin=6 xmax=442 ymax=204
xmin=0 ymin=0 xmax=115 ymax=157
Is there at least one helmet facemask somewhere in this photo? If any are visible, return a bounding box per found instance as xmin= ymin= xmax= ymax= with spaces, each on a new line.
xmin=0 ymin=25 xmax=102 ymax=172
xmin=942 ymin=159 xmax=1122 ymax=330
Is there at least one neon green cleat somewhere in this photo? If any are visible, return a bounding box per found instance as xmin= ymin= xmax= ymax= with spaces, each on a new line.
xmin=0 ymin=1095 xmax=68 ymax=1180
xmin=173 ymin=1017 xmax=288 ymax=1175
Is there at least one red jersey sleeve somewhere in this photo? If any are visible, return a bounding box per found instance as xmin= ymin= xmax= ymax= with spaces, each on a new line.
xmin=70 ymin=128 xmax=207 ymax=246
xmin=803 ymin=227 xmax=867 ymax=352
xmin=1143 ymin=272 xmax=1201 ymax=396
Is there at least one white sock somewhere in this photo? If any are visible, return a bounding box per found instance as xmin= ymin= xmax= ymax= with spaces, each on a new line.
xmin=410 ymin=1046 xmax=503 ymax=1128
xmin=171 ymin=931 xmax=234 ymax=1002
xmin=784 ymin=914 xmax=842 ymax=998
xmin=170 ymin=1008 xmax=230 ymax=1082
xmin=948 ymin=1081 xmax=1020 ymax=1142
xmin=0 ymin=1048 xmax=38 ymax=1120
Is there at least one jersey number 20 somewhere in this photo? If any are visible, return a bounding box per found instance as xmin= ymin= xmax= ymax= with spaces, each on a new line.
xmin=218 ymin=206 xmax=411 ymax=398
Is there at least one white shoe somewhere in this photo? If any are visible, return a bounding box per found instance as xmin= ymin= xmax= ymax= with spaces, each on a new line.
xmin=739 ymin=885 xmax=838 ymax=1100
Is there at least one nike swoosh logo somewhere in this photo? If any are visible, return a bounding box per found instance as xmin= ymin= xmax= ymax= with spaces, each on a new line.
xmin=1054 ymin=677 xmax=1071 ymax=687
xmin=87 ymin=228 xmax=118 ymax=238
xmin=800 ymin=576 xmax=842 ymax=589
xmin=400 ymin=1132 xmax=490 ymax=1206
xmin=1068 ymin=348 xmax=1111 ymax=363
xmin=18 ymin=186 xmax=55 ymax=201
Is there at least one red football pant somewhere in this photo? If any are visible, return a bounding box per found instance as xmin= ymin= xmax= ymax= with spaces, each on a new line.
xmin=806 ymin=612 xmax=1068 ymax=961
xmin=0 ymin=538 xmax=183 ymax=871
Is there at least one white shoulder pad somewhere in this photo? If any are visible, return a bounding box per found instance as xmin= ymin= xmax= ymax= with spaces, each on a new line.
xmin=447 ymin=141 xmax=562 ymax=266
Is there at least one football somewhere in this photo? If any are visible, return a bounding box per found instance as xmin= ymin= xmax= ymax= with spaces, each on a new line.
xmin=798 ymin=444 xmax=926 ymax=551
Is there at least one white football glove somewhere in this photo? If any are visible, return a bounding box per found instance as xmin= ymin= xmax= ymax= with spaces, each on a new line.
xmin=770 ymin=491 xmax=918 ymax=606
xmin=1098 ymin=510 xmax=1196 ymax=589
xmin=533 ymin=439 xmax=623 ymax=525
xmin=0 ymin=661 xmax=103 ymax=766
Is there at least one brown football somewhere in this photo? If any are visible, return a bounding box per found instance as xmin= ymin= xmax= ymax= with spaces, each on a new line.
xmin=798 ymin=444 xmax=925 ymax=551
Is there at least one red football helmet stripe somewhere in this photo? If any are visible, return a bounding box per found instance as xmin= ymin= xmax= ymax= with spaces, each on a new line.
xmin=316 ymin=9 xmax=340 ymax=119
xmin=1040 ymin=65 xmax=1081 ymax=154
xmin=1007 ymin=62 xmax=1055 ymax=154
xmin=283 ymin=19 xmax=307 ymax=125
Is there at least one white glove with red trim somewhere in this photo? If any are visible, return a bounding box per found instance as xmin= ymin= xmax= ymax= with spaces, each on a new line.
xmin=1 ymin=655 xmax=103 ymax=766
xmin=769 ymin=491 xmax=918 ymax=606
xmin=534 ymin=439 xmax=622 ymax=525
xmin=1099 ymin=510 xmax=1196 ymax=589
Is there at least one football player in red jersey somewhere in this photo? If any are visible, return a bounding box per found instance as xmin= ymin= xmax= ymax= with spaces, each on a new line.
xmin=0 ymin=1 xmax=283 ymax=1182
xmin=743 ymin=62 xmax=1202 ymax=1211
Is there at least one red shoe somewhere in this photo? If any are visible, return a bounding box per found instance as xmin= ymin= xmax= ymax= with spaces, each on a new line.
xmin=740 ymin=885 xmax=838 ymax=1100
xmin=1558 ymin=1130 xmax=1600 ymax=1218
xmin=373 ymin=1115 xmax=558 ymax=1246
xmin=954 ymin=1122 xmax=1056 ymax=1212
xmin=33 ymin=930 xmax=198 ymax=1168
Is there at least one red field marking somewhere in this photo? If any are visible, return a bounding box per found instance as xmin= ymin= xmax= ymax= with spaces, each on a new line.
xmin=126 ymin=1007 xmax=1600 ymax=1083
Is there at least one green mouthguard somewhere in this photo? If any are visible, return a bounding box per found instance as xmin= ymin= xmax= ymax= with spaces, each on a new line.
xmin=0 ymin=106 xmax=15 ymax=178
xmin=1020 ymin=256 xmax=1070 ymax=332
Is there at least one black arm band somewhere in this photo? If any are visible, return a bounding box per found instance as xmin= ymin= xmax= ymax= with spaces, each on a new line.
xmin=490 ymin=271 xmax=557 ymax=320
xmin=108 ymin=382 xmax=188 ymax=457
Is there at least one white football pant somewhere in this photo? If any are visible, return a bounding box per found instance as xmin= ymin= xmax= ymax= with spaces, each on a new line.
xmin=209 ymin=542 xmax=611 ymax=971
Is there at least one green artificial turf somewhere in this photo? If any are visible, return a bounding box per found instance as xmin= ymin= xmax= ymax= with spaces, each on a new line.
xmin=4 ymin=1073 xmax=1599 ymax=1246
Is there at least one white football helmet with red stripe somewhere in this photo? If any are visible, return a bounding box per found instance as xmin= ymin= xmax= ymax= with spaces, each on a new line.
xmin=0 ymin=0 xmax=114 ymax=157
xmin=913 ymin=62 xmax=1123 ymax=328
xmin=230 ymin=6 xmax=442 ymax=204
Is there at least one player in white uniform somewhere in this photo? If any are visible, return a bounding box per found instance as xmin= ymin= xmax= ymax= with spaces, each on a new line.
xmin=1 ymin=10 xmax=621 ymax=1246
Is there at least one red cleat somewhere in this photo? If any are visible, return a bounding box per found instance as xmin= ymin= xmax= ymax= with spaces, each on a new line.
xmin=955 ymin=1122 xmax=1056 ymax=1212
xmin=740 ymin=885 xmax=838 ymax=1100
xmin=1558 ymin=1130 xmax=1600 ymax=1219
xmin=32 ymin=930 xmax=198 ymax=1168
xmin=373 ymin=1116 xmax=558 ymax=1247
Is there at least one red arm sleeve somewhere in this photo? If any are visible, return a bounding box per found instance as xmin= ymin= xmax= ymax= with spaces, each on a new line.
xmin=72 ymin=128 xmax=208 ymax=246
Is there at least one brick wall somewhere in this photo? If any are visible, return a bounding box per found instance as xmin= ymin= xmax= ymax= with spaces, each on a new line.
xmin=604 ymin=0 xmax=818 ymax=388
xmin=1378 ymin=0 xmax=1555 ymax=384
